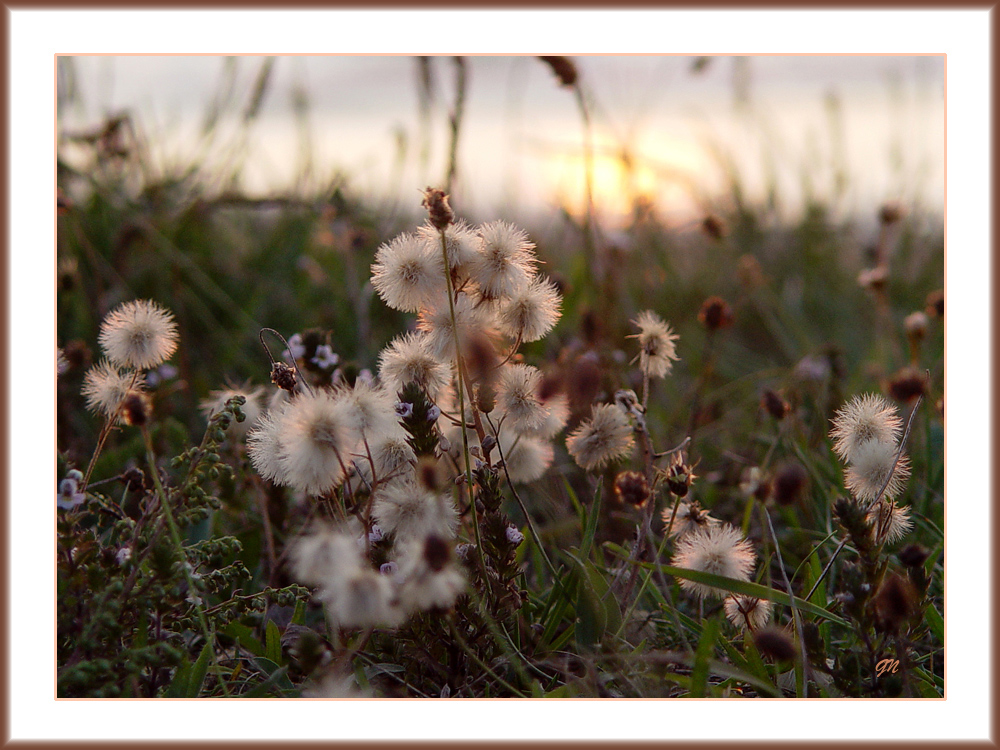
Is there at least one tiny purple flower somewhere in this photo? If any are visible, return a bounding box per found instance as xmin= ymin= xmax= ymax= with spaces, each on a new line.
xmin=283 ymin=333 xmax=306 ymax=362
xmin=506 ymin=526 xmax=525 ymax=545
xmin=380 ymin=561 xmax=398 ymax=576
xmin=395 ymin=401 xmax=414 ymax=419
xmin=427 ymin=404 xmax=441 ymax=422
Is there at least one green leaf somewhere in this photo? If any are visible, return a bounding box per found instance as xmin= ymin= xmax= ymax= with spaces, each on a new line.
xmin=164 ymin=657 xmax=191 ymax=698
xmin=925 ymin=603 xmax=944 ymax=643
xmin=187 ymin=642 xmax=213 ymax=698
xmin=222 ymin=622 xmax=264 ymax=657
xmin=265 ymin=619 xmax=283 ymax=665
xmin=242 ymin=665 xmax=293 ymax=698
xmin=690 ymin=616 xmax=719 ymax=697
xmin=291 ymin=599 xmax=307 ymax=626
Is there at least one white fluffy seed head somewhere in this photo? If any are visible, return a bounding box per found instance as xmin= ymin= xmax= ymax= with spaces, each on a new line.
xmin=497 ymin=432 xmax=554 ymax=484
xmin=417 ymin=292 xmax=495 ymax=362
xmin=372 ymin=481 xmax=459 ymax=542
xmin=867 ymin=500 xmax=913 ymax=545
xmin=394 ymin=536 xmax=466 ymax=613
xmin=497 ymin=275 xmax=562 ymax=343
xmin=81 ymin=360 xmax=140 ymax=421
xmin=377 ymin=331 xmax=451 ymax=399
xmin=830 ymin=393 xmax=903 ymax=464
xmin=724 ymin=595 xmax=773 ymax=632
xmin=340 ymin=380 xmax=399 ymax=444
xmin=98 ymin=299 xmax=178 ymax=370
xmin=495 ymin=364 xmax=547 ymax=433
xmin=468 ymin=221 xmax=537 ymax=300
xmin=671 ymin=524 xmax=757 ymax=599
xmin=565 ymin=403 xmax=635 ymax=471
xmin=249 ymin=391 xmax=357 ymax=496
xmin=844 ymin=438 xmax=910 ymax=505
xmin=416 ymin=220 xmax=479 ymax=272
xmin=630 ymin=310 xmax=680 ymax=379
xmin=371 ymin=232 xmax=445 ymax=313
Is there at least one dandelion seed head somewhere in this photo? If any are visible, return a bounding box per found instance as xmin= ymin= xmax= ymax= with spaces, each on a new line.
xmin=98 ymin=299 xmax=178 ymax=370
xmin=565 ymin=402 xmax=634 ymax=471
xmin=497 ymin=275 xmax=561 ymax=342
xmin=671 ymin=524 xmax=756 ymax=599
xmin=844 ymin=438 xmax=910 ymax=505
xmin=662 ymin=500 xmax=719 ymax=539
xmin=247 ymin=410 xmax=288 ymax=485
xmin=378 ymin=331 xmax=451 ymax=399
xmin=341 ymin=380 xmax=399 ymax=443
xmin=322 ymin=568 xmax=404 ymax=628
xmin=830 ymin=393 xmax=903 ymax=463
xmin=497 ymin=432 xmax=554 ymax=484
xmin=418 ymin=293 xmax=495 ymax=362
xmin=372 ymin=481 xmax=459 ymax=542
xmin=468 ymin=221 xmax=537 ymax=300
xmin=395 ymin=536 xmax=466 ymax=613
xmin=370 ymin=232 xmax=444 ymax=313
xmin=867 ymin=500 xmax=913 ymax=545
xmin=630 ymin=310 xmax=680 ymax=379
xmin=724 ymin=595 xmax=773 ymax=632
xmin=495 ymin=364 xmax=548 ymax=433
xmin=416 ymin=220 xmax=479 ymax=272
xmin=81 ymin=360 xmax=139 ymax=421
xmin=290 ymin=529 xmax=362 ymax=587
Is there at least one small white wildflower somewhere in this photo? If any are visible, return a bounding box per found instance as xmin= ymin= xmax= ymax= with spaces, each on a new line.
xmin=57 ymin=477 xmax=86 ymax=510
xmin=98 ymin=299 xmax=178 ymax=370
xmin=312 ymin=345 xmax=339 ymax=369
xmin=371 ymin=232 xmax=444 ymax=313
xmin=284 ymin=333 xmax=306 ymax=361
xmin=115 ymin=547 xmax=133 ymax=566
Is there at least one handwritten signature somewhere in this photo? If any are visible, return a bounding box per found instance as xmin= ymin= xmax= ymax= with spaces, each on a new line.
xmin=875 ymin=658 xmax=900 ymax=678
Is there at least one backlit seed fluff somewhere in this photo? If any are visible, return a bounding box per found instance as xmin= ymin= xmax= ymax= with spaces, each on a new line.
xmin=830 ymin=393 xmax=903 ymax=464
xmin=724 ymin=595 xmax=773 ymax=632
xmin=844 ymin=438 xmax=910 ymax=505
xmin=372 ymin=482 xmax=459 ymax=542
xmin=418 ymin=293 xmax=494 ymax=362
xmin=497 ymin=275 xmax=562 ymax=342
xmin=468 ymin=221 xmax=538 ymax=300
xmin=417 ymin=220 xmax=479 ymax=272
xmin=249 ymin=391 xmax=356 ymax=496
xmin=630 ymin=310 xmax=680 ymax=379
xmin=662 ymin=501 xmax=719 ymax=539
xmin=867 ymin=500 xmax=913 ymax=545
xmin=81 ymin=360 xmax=139 ymax=421
xmin=495 ymin=364 xmax=547 ymax=433
xmin=497 ymin=432 xmax=554 ymax=484
xmin=370 ymin=232 xmax=444 ymax=313
xmin=291 ymin=529 xmax=362 ymax=587
xmin=394 ymin=537 xmax=466 ymax=613
xmin=199 ymin=385 xmax=264 ymax=439
xmin=341 ymin=380 xmax=399 ymax=443
xmin=98 ymin=299 xmax=178 ymax=370
xmin=565 ymin=402 xmax=635 ymax=471
xmin=670 ymin=524 xmax=756 ymax=599
xmin=378 ymin=331 xmax=451 ymax=399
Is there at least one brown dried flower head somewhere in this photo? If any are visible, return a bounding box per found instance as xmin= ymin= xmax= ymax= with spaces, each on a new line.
xmin=698 ymin=296 xmax=734 ymax=331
